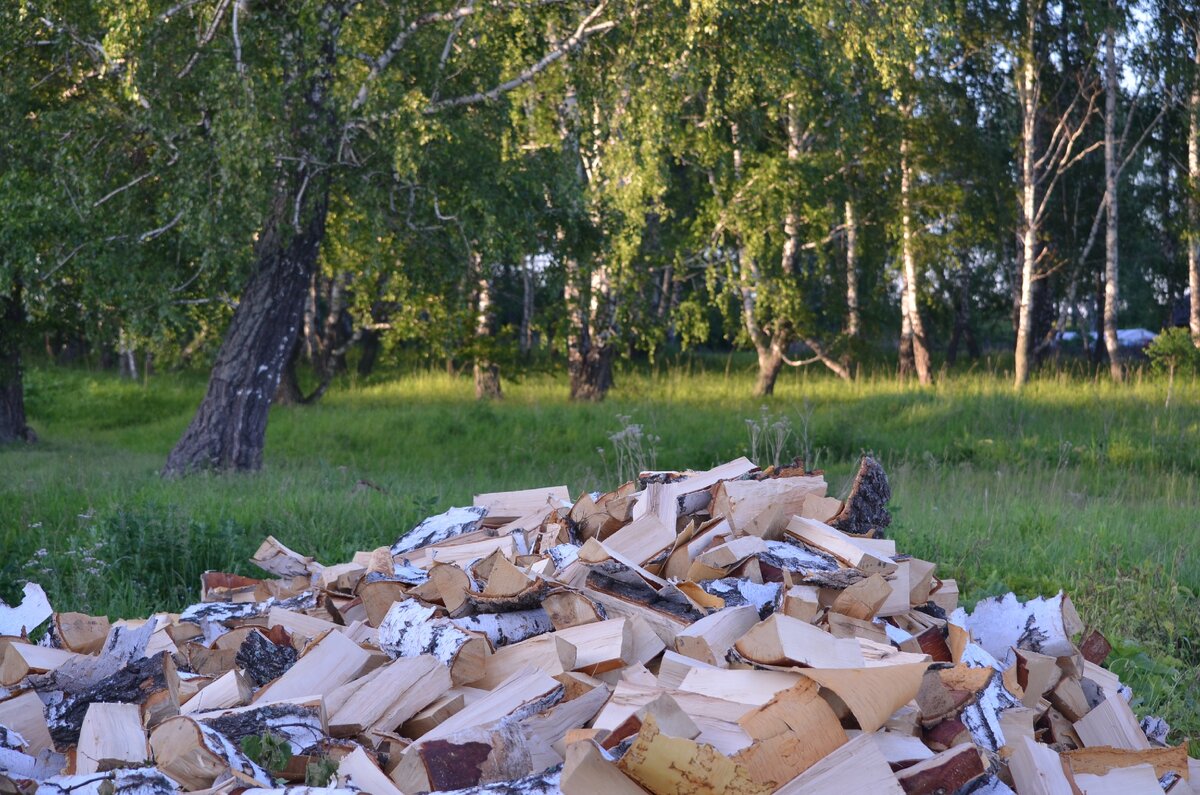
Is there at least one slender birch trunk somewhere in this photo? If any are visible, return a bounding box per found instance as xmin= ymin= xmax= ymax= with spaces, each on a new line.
xmin=900 ymin=127 xmax=932 ymax=385
xmin=845 ymin=198 xmax=860 ymax=339
xmin=1191 ymin=25 xmax=1200 ymax=346
xmin=1103 ymin=19 xmax=1123 ymax=380
xmin=1014 ymin=22 xmax=1039 ymax=388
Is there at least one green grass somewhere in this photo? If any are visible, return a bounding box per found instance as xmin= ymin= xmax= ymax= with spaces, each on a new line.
xmin=2 ymin=356 xmax=1198 ymax=742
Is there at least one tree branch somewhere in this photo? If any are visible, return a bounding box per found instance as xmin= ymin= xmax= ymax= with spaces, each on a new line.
xmin=424 ymin=4 xmax=615 ymax=113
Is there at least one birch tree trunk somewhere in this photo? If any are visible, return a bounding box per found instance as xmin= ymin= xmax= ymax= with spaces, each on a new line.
xmin=1014 ymin=35 xmax=1039 ymax=388
xmin=473 ymin=263 xmax=502 ymax=400
xmin=900 ymin=129 xmax=932 ymax=385
xmin=164 ymin=10 xmax=339 ymax=474
xmin=1103 ymin=20 xmax=1123 ymax=380
xmin=1191 ymin=26 xmax=1200 ymax=346
xmin=845 ymin=198 xmax=860 ymax=338
xmin=520 ymin=256 xmax=535 ymax=356
xmin=0 ymin=282 xmax=35 ymax=444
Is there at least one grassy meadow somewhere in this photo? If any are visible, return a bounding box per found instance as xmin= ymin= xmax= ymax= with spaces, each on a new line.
xmin=2 ymin=356 xmax=1198 ymax=741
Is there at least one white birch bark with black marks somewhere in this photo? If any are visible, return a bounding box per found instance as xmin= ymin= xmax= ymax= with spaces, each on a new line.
xmin=1103 ymin=18 xmax=1122 ymax=380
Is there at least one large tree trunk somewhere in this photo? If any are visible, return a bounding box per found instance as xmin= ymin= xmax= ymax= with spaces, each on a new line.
xmin=900 ymin=129 xmax=932 ymax=385
xmin=1191 ymin=26 xmax=1200 ymax=346
xmin=164 ymin=7 xmax=339 ymax=474
xmin=165 ymin=184 xmax=329 ymax=474
xmin=473 ymin=264 xmax=502 ymax=400
xmin=1103 ymin=20 xmax=1122 ymax=381
xmin=0 ymin=283 xmax=35 ymax=445
xmin=1014 ymin=36 xmax=1039 ymax=388
xmin=754 ymin=340 xmax=785 ymax=397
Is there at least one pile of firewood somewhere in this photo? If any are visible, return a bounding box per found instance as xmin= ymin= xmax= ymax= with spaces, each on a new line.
xmin=0 ymin=456 xmax=1193 ymax=794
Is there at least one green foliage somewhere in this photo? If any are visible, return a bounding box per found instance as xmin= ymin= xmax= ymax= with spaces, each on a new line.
xmin=305 ymin=757 xmax=339 ymax=787
xmin=241 ymin=732 xmax=292 ymax=774
xmin=1147 ymin=327 xmax=1200 ymax=377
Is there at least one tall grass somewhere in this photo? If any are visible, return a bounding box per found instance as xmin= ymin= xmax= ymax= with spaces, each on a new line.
xmin=2 ymin=358 xmax=1197 ymax=738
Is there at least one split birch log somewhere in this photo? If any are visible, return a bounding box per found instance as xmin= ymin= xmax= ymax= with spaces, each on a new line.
xmin=473 ymin=486 xmax=569 ymax=525
xmin=733 ymin=613 xmax=865 ymax=669
xmin=1009 ymin=736 xmax=1078 ymax=795
xmin=252 ymin=629 xmax=372 ymax=703
xmin=406 ymin=668 xmax=563 ymax=749
xmin=893 ymin=744 xmax=986 ymax=795
xmin=336 ymin=745 xmax=404 ymax=795
xmin=0 ymin=642 xmax=83 ymax=685
xmin=0 ymin=583 xmax=53 ymax=637
xmin=0 ymin=689 xmax=53 ymax=754
xmin=194 ymin=701 xmax=327 ymax=755
xmin=1073 ymin=763 xmax=1164 ymax=795
xmin=180 ymin=669 xmax=252 ymax=715
xmin=148 ymin=716 xmax=269 ymax=790
xmin=561 ymin=740 xmax=650 ymax=795
xmin=1061 ymin=744 xmax=1190 ymax=779
xmin=773 ymin=732 xmax=904 ymax=794
xmin=50 ymin=613 xmax=111 ymax=655
xmin=37 ymin=766 xmax=180 ymax=795
xmin=450 ymin=610 xmax=553 ymax=648
xmin=674 ymin=605 xmax=759 ymax=667
xmin=711 ymin=478 xmax=826 ymax=536
xmin=828 ymin=455 xmax=893 ymax=537
xmin=784 ymin=517 xmax=897 ymax=575
xmin=391 ymin=506 xmax=486 ymax=557
xmin=76 ymin=703 xmax=148 ymax=775
xmin=953 ymin=591 xmax=1082 ymax=664
xmin=46 ymin=651 xmax=180 ymax=748
xmin=1073 ymin=691 xmax=1151 ymax=751
xmin=541 ymin=590 xmax=606 ymax=630
xmin=378 ymin=600 xmax=489 ymax=685
xmin=251 ymin=536 xmax=317 ymax=579
xmin=797 ymin=662 xmax=929 ymax=734
xmin=471 ymin=633 xmax=576 ymax=690
xmin=616 ymin=713 xmax=772 ymax=795
xmin=328 ymin=655 xmax=450 ymax=736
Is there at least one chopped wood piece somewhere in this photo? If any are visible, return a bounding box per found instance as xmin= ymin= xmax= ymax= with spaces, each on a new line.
xmin=196 ymin=701 xmax=326 ymax=755
xmin=555 ymin=619 xmax=634 ymax=675
xmin=266 ymin=607 xmax=339 ymax=640
xmin=1073 ymin=763 xmax=1163 ymax=795
xmin=0 ymin=642 xmax=82 ymax=686
xmin=253 ymin=629 xmax=372 ymax=703
xmin=617 ymin=713 xmax=772 ymax=795
xmin=337 ymin=745 xmax=404 ymax=795
xmin=894 ymin=744 xmax=985 ymax=795
xmin=329 ymin=655 xmax=450 ymax=737
xmin=799 ymin=662 xmax=929 ymax=733
xmin=1079 ymin=630 xmax=1112 ymax=666
xmin=377 ymin=599 xmax=490 ymax=685
xmin=774 ymin=733 xmax=904 ymax=794
xmin=828 ymin=455 xmax=892 ymax=537
xmin=474 ymin=633 xmax=576 ymax=689
xmin=0 ymin=690 xmax=52 ymax=755
xmin=38 ymin=766 xmax=180 ymax=795
xmin=929 ymin=579 xmax=959 ymax=612
xmin=0 ymin=583 xmax=52 ymax=638
xmin=1062 ymin=744 xmax=1189 ymax=779
xmin=46 ymin=652 xmax=179 ymax=748
xmin=409 ymin=669 xmax=563 ymax=748
xmin=674 ymin=605 xmax=759 ymax=667
xmin=1074 ymin=692 xmax=1151 ymax=751
xmin=956 ymin=591 xmax=1080 ymax=664
xmin=1050 ymin=675 xmax=1092 ymax=723
xmin=733 ymin=613 xmax=865 ymax=669
xmin=542 ymin=590 xmax=606 ymax=631
xmin=561 ymin=740 xmax=649 ymax=795
xmin=831 ymin=573 xmax=894 ymax=620
xmin=1009 ymin=736 xmax=1078 ymax=795
xmin=402 ymin=692 xmax=466 ymax=739
xmin=236 ymin=629 xmax=298 ymax=687
xmin=391 ymin=506 xmax=486 ymax=556
xmin=76 ymin=703 xmax=147 ymax=775
xmin=871 ymin=730 xmax=936 ymax=766
xmin=149 ymin=715 xmax=268 ymax=790
xmin=180 ymin=670 xmax=252 ymax=715
xmin=451 ymin=610 xmax=553 ymax=648
xmin=51 ymin=613 xmax=111 ymax=655
xmin=712 ymin=477 xmax=826 ymax=536
xmin=473 ymin=486 xmax=569 ymax=524
xmin=785 ymin=517 xmax=897 ymax=575
xmin=251 ymin=536 xmax=317 ymax=578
